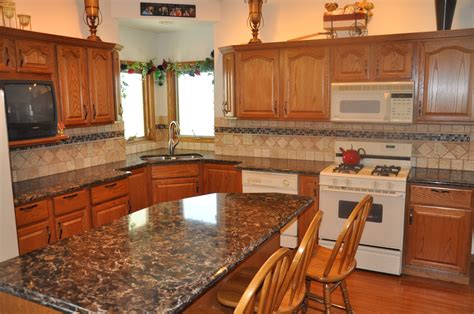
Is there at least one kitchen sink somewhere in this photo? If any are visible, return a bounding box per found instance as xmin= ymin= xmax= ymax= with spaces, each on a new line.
xmin=140 ymin=153 xmax=204 ymax=162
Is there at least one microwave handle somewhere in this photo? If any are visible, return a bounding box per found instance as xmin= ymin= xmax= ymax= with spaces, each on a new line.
xmin=384 ymin=92 xmax=390 ymax=121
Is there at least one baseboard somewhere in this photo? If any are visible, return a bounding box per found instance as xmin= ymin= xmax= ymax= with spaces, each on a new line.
xmin=403 ymin=264 xmax=470 ymax=285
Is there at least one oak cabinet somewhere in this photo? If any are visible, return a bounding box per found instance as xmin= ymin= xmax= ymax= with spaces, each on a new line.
xmin=235 ymin=49 xmax=280 ymax=119
xmin=92 ymin=196 xmax=130 ymax=228
xmin=282 ymin=47 xmax=330 ymax=120
xmin=87 ymin=48 xmax=115 ymax=124
xmin=53 ymin=190 xmax=91 ymax=240
xmin=202 ymin=163 xmax=242 ymax=194
xmin=332 ymin=42 xmax=413 ymax=82
xmin=0 ymin=36 xmax=16 ymax=72
xmin=417 ymin=38 xmax=474 ymax=122
xmin=128 ymin=167 xmax=151 ymax=212
xmin=17 ymin=221 xmax=52 ymax=256
xmin=151 ymin=163 xmax=200 ymax=203
xmin=297 ymin=175 xmax=319 ymax=244
xmin=57 ymin=45 xmax=89 ymax=126
xmin=405 ymin=185 xmax=472 ymax=284
xmin=15 ymin=39 xmax=55 ymax=74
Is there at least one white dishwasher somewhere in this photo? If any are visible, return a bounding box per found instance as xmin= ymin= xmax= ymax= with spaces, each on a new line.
xmin=242 ymin=170 xmax=299 ymax=248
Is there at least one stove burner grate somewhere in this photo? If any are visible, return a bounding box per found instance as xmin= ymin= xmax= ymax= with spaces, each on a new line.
xmin=333 ymin=163 xmax=364 ymax=174
xmin=372 ymin=165 xmax=401 ymax=177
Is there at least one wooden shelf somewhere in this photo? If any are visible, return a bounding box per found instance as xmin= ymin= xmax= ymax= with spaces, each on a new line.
xmin=9 ymin=134 xmax=69 ymax=148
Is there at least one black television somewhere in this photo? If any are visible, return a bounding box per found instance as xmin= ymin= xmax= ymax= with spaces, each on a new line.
xmin=1 ymin=80 xmax=58 ymax=141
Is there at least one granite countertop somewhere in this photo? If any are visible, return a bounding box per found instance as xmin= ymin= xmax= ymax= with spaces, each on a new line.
xmin=13 ymin=149 xmax=332 ymax=206
xmin=408 ymin=167 xmax=474 ymax=188
xmin=0 ymin=193 xmax=313 ymax=313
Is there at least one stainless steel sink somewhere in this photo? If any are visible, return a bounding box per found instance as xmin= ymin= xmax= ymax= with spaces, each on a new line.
xmin=140 ymin=153 xmax=204 ymax=162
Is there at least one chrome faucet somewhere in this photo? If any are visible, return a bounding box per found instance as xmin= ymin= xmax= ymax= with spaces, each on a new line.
xmin=168 ymin=121 xmax=180 ymax=155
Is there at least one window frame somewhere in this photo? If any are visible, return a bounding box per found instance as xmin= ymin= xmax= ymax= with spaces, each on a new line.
xmin=120 ymin=60 xmax=156 ymax=142
xmin=167 ymin=61 xmax=215 ymax=144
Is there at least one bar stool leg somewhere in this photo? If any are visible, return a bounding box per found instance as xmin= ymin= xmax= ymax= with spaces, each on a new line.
xmin=323 ymin=283 xmax=332 ymax=314
xmin=340 ymin=280 xmax=353 ymax=313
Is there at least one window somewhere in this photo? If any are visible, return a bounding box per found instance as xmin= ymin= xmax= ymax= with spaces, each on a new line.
xmin=176 ymin=71 xmax=215 ymax=137
xmin=120 ymin=72 xmax=145 ymax=140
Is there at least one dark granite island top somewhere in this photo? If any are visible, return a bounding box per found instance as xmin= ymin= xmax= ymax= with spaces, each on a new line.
xmin=0 ymin=193 xmax=313 ymax=313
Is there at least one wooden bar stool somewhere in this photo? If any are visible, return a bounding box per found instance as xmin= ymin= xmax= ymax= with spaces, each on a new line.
xmin=305 ymin=195 xmax=373 ymax=314
xmin=217 ymin=210 xmax=324 ymax=313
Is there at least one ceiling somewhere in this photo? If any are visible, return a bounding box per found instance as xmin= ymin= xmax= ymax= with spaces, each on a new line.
xmin=118 ymin=17 xmax=214 ymax=33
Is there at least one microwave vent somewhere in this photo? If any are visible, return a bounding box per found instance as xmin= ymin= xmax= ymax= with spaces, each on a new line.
xmin=331 ymin=82 xmax=414 ymax=92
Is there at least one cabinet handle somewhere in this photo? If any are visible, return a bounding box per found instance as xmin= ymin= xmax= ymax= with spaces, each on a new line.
xmin=364 ymin=60 xmax=368 ymax=76
xmin=284 ymin=102 xmax=288 ymax=116
xmin=274 ymin=101 xmax=278 ymax=114
xmin=19 ymin=49 xmax=24 ymax=67
xmin=104 ymin=182 xmax=117 ymax=189
xmin=58 ymin=222 xmax=63 ymax=239
xmin=430 ymin=189 xmax=449 ymax=194
xmin=196 ymin=184 xmax=199 ymax=194
xmin=418 ymin=100 xmax=422 ymax=117
xmin=4 ymin=46 xmax=9 ymax=66
xmin=19 ymin=204 xmax=38 ymax=211
xmin=84 ymin=104 xmax=88 ymax=120
xmin=46 ymin=226 xmax=51 ymax=244
xmin=375 ymin=62 xmax=380 ymax=76
xmin=409 ymin=207 xmax=414 ymax=225
xmin=313 ymin=188 xmax=318 ymax=198
xmin=63 ymin=193 xmax=78 ymax=200
xmin=92 ymin=104 xmax=97 ymax=120
xmin=128 ymin=202 xmax=132 ymax=214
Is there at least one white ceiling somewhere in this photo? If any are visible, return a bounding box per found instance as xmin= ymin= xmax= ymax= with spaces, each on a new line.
xmin=118 ymin=17 xmax=214 ymax=33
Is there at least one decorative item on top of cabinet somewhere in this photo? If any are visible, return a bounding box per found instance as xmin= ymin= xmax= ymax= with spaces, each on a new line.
xmin=87 ymin=48 xmax=115 ymax=124
xmin=235 ymin=49 xmax=280 ymax=119
xmin=417 ymin=38 xmax=474 ymax=122
xmin=244 ymin=0 xmax=267 ymax=44
xmin=0 ymin=36 xmax=16 ymax=72
xmin=128 ymin=167 xmax=152 ymax=212
xmin=297 ymin=175 xmax=319 ymax=244
xmin=15 ymin=39 xmax=55 ymax=74
xmin=203 ymin=163 xmax=242 ymax=194
xmin=52 ymin=189 xmax=91 ymax=241
xmin=151 ymin=163 xmax=200 ymax=203
xmin=221 ymin=52 xmax=235 ymax=118
xmin=15 ymin=199 xmax=56 ymax=255
xmin=404 ymin=184 xmax=472 ymax=285
xmin=90 ymin=179 xmax=130 ymax=228
xmin=282 ymin=47 xmax=330 ymax=120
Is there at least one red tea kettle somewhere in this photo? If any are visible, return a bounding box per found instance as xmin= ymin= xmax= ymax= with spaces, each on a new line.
xmin=339 ymin=145 xmax=366 ymax=165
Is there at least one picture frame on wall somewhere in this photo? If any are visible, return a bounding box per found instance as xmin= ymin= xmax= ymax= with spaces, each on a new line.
xmin=140 ymin=3 xmax=196 ymax=18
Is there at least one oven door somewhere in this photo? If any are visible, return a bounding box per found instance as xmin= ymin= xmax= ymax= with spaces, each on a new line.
xmin=331 ymin=90 xmax=389 ymax=123
xmin=319 ymin=185 xmax=405 ymax=250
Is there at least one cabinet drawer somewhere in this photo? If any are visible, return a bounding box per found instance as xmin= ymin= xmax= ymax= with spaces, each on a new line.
xmin=151 ymin=163 xmax=199 ymax=179
xmin=17 ymin=221 xmax=51 ymax=255
xmin=15 ymin=200 xmax=49 ymax=227
xmin=91 ymin=179 xmax=129 ymax=205
xmin=91 ymin=196 xmax=130 ymax=228
xmin=410 ymin=185 xmax=472 ymax=209
xmin=53 ymin=189 xmax=89 ymax=216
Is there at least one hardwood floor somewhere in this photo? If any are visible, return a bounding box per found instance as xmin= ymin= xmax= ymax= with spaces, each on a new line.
xmin=307 ymin=264 xmax=474 ymax=313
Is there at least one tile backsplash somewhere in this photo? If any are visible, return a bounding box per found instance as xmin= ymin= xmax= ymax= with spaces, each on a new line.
xmin=215 ymin=118 xmax=474 ymax=171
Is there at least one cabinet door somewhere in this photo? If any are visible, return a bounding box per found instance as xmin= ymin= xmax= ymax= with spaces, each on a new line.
xmin=332 ymin=45 xmax=370 ymax=81
xmin=222 ymin=52 xmax=235 ymax=117
xmin=152 ymin=177 xmax=199 ymax=203
xmin=417 ymin=39 xmax=474 ymax=122
xmin=17 ymin=221 xmax=51 ymax=255
xmin=405 ymin=205 xmax=471 ymax=273
xmin=91 ymin=196 xmax=130 ymax=228
xmin=129 ymin=167 xmax=151 ymax=212
xmin=203 ymin=163 xmax=242 ymax=194
xmin=235 ymin=49 xmax=280 ymax=119
xmin=88 ymin=48 xmax=115 ymax=124
xmin=298 ymin=175 xmax=319 ymax=244
xmin=0 ymin=36 xmax=16 ymax=72
xmin=282 ymin=47 xmax=330 ymax=120
xmin=373 ymin=42 xmax=413 ymax=80
xmin=55 ymin=210 xmax=90 ymax=241
xmin=15 ymin=39 xmax=55 ymax=73
xmin=57 ymin=45 xmax=90 ymax=126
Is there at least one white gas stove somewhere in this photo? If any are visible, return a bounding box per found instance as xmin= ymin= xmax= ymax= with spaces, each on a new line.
xmin=319 ymin=141 xmax=412 ymax=275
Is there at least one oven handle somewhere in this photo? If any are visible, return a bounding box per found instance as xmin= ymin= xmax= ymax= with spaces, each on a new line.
xmin=320 ymin=185 xmax=405 ymax=198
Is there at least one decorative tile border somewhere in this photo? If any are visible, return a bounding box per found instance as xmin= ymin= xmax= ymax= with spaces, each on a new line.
xmin=10 ymin=131 xmax=125 ymax=152
xmin=215 ymin=127 xmax=470 ymax=143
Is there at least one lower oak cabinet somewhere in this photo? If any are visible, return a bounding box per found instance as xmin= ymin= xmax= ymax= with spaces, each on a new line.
xmin=90 ymin=179 xmax=130 ymax=228
xmin=128 ymin=167 xmax=151 ymax=212
xmin=15 ymin=200 xmax=55 ymax=255
xmin=202 ymin=163 xmax=242 ymax=194
xmin=151 ymin=163 xmax=200 ymax=203
xmin=52 ymin=190 xmax=91 ymax=241
xmin=297 ymin=175 xmax=319 ymax=244
xmin=404 ymin=184 xmax=472 ymax=284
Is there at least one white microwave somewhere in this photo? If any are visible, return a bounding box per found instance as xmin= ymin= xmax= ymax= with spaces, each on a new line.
xmin=330 ymin=82 xmax=414 ymax=123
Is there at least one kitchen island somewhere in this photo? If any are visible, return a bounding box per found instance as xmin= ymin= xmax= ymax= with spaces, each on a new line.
xmin=0 ymin=193 xmax=312 ymax=313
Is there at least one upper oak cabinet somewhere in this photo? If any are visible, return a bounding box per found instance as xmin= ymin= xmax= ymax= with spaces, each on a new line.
xmin=282 ymin=47 xmax=330 ymax=120
xmin=332 ymin=42 xmax=413 ymax=81
xmin=0 ymin=36 xmax=16 ymax=72
xmin=15 ymin=39 xmax=55 ymax=73
xmin=235 ymin=49 xmax=280 ymax=119
xmin=417 ymin=38 xmax=474 ymax=122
